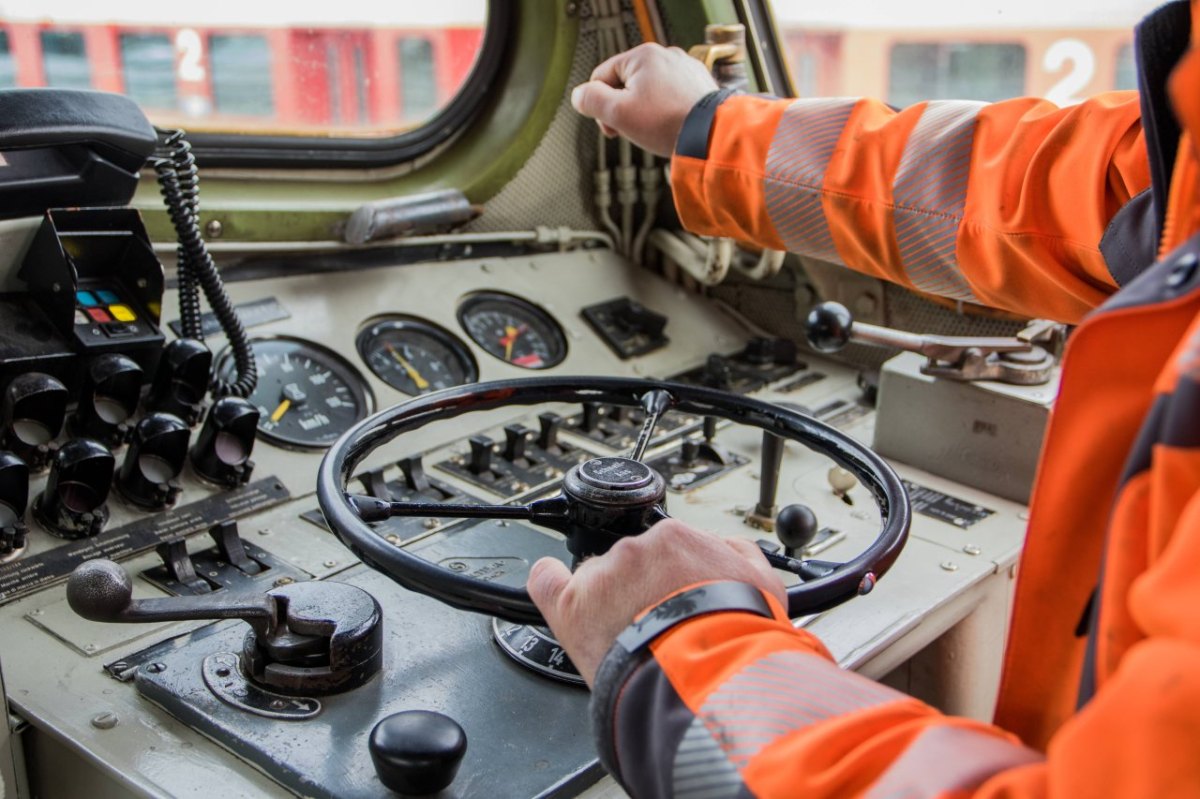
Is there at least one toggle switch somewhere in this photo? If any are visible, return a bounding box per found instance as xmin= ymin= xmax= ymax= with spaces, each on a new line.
xmin=117 ymin=413 xmax=190 ymax=510
xmin=580 ymin=402 xmax=603 ymax=433
xmin=467 ymin=435 xmax=496 ymax=477
xmin=69 ymin=354 xmax=144 ymax=448
xmin=0 ymin=451 xmax=29 ymax=558
xmin=190 ymin=397 xmax=258 ymax=488
xmin=1 ymin=373 xmax=68 ymax=471
xmin=502 ymin=424 xmax=537 ymax=466
xmin=33 ymin=438 xmax=115 ymax=539
xmin=537 ymin=412 xmax=563 ymax=452
xmin=156 ymin=537 xmax=213 ymax=594
xmin=209 ymin=520 xmax=264 ymax=576
xmin=146 ymin=338 xmax=212 ymax=425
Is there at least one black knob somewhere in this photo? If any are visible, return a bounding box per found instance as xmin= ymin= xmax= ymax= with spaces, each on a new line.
xmin=467 ymin=435 xmax=495 ymax=476
xmin=701 ymin=354 xmax=734 ymax=390
xmin=679 ymin=438 xmax=701 ymax=468
xmin=0 ymin=451 xmax=29 ymax=557
xmin=369 ymin=710 xmax=467 ymax=795
xmin=1 ymin=373 xmax=68 ymax=471
xmin=146 ymin=339 xmax=212 ymax=425
xmin=580 ymin=401 xmax=602 ymax=432
xmin=776 ymin=504 xmax=819 ymax=557
xmin=503 ymin=425 xmax=533 ymax=465
xmin=117 ymin=413 xmax=190 ymax=510
xmin=191 ymin=397 xmax=258 ymax=487
xmin=70 ymin=354 xmax=144 ymax=448
xmin=537 ymin=412 xmax=562 ymax=452
xmin=805 ymin=302 xmax=854 ymax=353
xmin=34 ymin=438 xmax=114 ymax=539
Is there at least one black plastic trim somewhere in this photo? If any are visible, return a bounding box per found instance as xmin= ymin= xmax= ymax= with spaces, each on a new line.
xmin=188 ymin=0 xmax=510 ymax=169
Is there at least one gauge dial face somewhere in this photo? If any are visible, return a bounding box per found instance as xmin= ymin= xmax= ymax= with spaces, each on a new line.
xmin=217 ymin=338 xmax=372 ymax=450
xmin=357 ymin=318 xmax=478 ymax=396
xmin=458 ymin=292 xmax=567 ymax=370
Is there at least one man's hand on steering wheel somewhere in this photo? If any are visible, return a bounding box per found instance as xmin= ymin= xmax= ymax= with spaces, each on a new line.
xmin=527 ymin=518 xmax=787 ymax=686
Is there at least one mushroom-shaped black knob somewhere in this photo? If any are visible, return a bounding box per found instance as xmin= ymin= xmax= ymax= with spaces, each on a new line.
xmin=369 ymin=710 xmax=467 ymax=796
xmin=776 ymin=503 xmax=819 ymax=557
xmin=0 ymin=451 xmax=29 ymax=557
xmin=70 ymin=354 xmax=144 ymax=448
xmin=805 ymin=302 xmax=854 ymax=353
xmin=34 ymin=438 xmax=114 ymax=539
xmin=1 ymin=372 xmax=68 ymax=471
xmin=66 ymin=558 xmax=135 ymax=621
xmin=146 ymin=338 xmax=212 ymax=425
xmin=190 ymin=397 xmax=258 ymax=487
xmin=117 ymin=413 xmax=190 ymax=510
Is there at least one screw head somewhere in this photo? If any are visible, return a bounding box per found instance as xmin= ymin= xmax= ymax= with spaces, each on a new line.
xmin=205 ymin=218 xmax=224 ymax=239
xmin=91 ymin=712 xmax=119 ymax=730
xmin=146 ymin=662 xmax=167 ymax=674
xmin=939 ymin=561 xmax=959 ymax=572
xmin=962 ymin=545 xmax=982 ymax=556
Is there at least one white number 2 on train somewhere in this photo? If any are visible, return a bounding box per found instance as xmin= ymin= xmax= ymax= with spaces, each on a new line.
xmin=175 ymin=29 xmax=207 ymax=83
xmin=1043 ymin=39 xmax=1095 ymax=106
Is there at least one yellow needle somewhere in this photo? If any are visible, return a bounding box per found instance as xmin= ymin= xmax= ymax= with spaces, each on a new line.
xmin=503 ymin=325 xmax=519 ymax=361
xmin=386 ymin=344 xmax=430 ymax=391
xmin=270 ymin=398 xmax=291 ymax=422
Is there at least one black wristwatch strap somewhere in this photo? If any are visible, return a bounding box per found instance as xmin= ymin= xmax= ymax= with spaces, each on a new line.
xmin=674 ymin=87 xmax=739 ymax=160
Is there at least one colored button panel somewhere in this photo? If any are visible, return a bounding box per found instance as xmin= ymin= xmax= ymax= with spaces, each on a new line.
xmin=109 ymin=304 xmax=136 ymax=322
xmin=95 ymin=290 xmax=121 ymax=304
xmin=86 ymin=308 xmax=113 ymax=323
xmin=76 ymin=291 xmax=99 ymax=307
xmin=74 ymin=310 xmax=89 ymax=325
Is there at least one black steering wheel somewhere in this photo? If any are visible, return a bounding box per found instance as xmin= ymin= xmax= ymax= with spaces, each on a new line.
xmin=317 ymin=377 xmax=910 ymax=625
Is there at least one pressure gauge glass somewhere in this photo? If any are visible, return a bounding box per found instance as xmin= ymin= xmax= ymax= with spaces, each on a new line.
xmin=216 ymin=337 xmax=373 ymax=450
xmin=357 ymin=318 xmax=478 ymax=396
xmin=457 ymin=292 xmax=567 ymax=369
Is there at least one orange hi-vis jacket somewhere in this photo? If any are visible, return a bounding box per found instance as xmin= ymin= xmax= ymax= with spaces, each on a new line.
xmin=589 ymin=2 xmax=1200 ymax=797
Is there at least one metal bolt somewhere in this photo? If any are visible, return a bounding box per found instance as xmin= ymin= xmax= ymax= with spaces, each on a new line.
xmin=424 ymin=519 xmax=439 ymax=530
xmin=258 ymin=528 xmax=273 ymax=536
xmin=448 ymin=561 xmax=468 ymax=572
xmin=137 ymin=278 xmax=148 ymax=288
xmin=84 ymin=643 xmax=97 ymax=653
xmin=565 ymin=1 xmax=579 ymax=15
xmin=110 ymin=661 xmax=129 ymax=673
xmin=498 ymin=520 xmax=509 ymax=527
xmin=386 ymin=534 xmax=401 ymax=544
xmin=215 ymin=667 xmax=231 ymax=678
xmin=323 ymin=560 xmax=337 ymax=568
xmin=205 ymin=219 xmax=224 ymax=239
xmin=51 ymin=282 xmax=61 ymax=292
xmin=939 ymin=561 xmax=959 ymax=572
xmin=90 ymin=712 xmax=119 ymax=730
xmin=273 ymin=576 xmax=295 ymax=587
xmin=962 ymin=545 xmax=982 ymax=556
xmin=270 ymin=700 xmax=286 ymax=710
xmin=146 ymin=663 xmax=167 ymax=674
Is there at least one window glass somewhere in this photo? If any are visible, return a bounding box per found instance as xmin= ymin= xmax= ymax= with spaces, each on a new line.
xmin=0 ymin=31 xmax=14 ymax=87
xmin=120 ymin=33 xmax=177 ymax=110
xmin=41 ymin=30 xmax=91 ymax=89
xmin=399 ymin=38 xmax=437 ymax=122
xmin=777 ymin=1 xmax=1162 ymax=105
xmin=211 ymin=34 xmax=274 ymax=117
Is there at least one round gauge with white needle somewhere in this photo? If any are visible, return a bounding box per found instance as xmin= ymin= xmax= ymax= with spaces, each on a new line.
xmin=216 ymin=337 xmax=373 ymax=450
xmin=357 ymin=317 xmax=478 ymax=396
xmin=457 ymin=292 xmax=567 ymax=370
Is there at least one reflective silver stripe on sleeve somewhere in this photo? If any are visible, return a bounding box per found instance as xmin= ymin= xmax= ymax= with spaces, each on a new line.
xmin=891 ymin=101 xmax=983 ymax=302
xmin=672 ymin=649 xmax=909 ymax=785
xmin=764 ymin=98 xmax=857 ymax=263
xmin=866 ymin=725 xmax=1044 ymax=799
xmin=671 ymin=716 xmax=746 ymax=799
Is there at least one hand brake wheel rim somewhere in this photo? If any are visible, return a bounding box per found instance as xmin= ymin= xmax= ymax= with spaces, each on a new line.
xmin=317 ymin=376 xmax=911 ymax=625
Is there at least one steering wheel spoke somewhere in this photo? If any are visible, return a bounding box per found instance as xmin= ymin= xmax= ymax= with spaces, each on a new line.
xmin=348 ymin=493 xmax=571 ymax=533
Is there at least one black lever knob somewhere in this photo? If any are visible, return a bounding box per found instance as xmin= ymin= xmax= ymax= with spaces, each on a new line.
xmin=2 ymin=372 xmax=68 ymax=471
xmin=118 ymin=413 xmax=190 ymax=510
xmin=146 ymin=338 xmax=212 ymax=425
xmin=70 ymin=354 xmax=143 ymax=447
xmin=701 ymin=354 xmax=734 ymax=390
xmin=0 ymin=451 xmax=29 ymax=557
xmin=580 ymin=401 xmax=603 ymax=433
xmin=190 ymin=397 xmax=258 ymax=487
xmin=503 ymin=424 xmax=534 ymax=465
xmin=776 ymin=504 xmax=819 ymax=557
xmin=369 ymin=710 xmax=468 ymax=796
xmin=805 ymin=302 xmax=854 ymax=353
xmin=537 ymin=412 xmax=563 ymax=452
xmin=467 ymin=435 xmax=495 ymax=476
xmin=34 ymin=438 xmax=114 ymax=539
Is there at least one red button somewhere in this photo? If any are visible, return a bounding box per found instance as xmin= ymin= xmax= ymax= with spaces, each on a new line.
xmin=86 ymin=308 xmax=112 ymax=323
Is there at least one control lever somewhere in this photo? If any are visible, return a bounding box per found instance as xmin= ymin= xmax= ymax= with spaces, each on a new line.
xmin=629 ymin=389 xmax=673 ymax=462
xmin=68 ymin=559 xmax=383 ymax=696
xmin=805 ymin=301 xmax=1057 ymax=385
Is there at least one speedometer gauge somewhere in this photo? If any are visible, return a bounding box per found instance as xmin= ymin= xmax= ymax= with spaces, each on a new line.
xmin=217 ymin=337 xmax=372 ymax=450
xmin=457 ymin=292 xmax=567 ymax=370
xmin=357 ymin=317 xmax=478 ymax=396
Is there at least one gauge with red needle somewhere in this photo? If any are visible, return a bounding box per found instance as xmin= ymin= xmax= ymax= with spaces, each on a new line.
xmin=458 ymin=292 xmax=567 ymax=369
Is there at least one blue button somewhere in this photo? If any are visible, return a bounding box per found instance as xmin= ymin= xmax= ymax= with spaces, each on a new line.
xmin=95 ymin=289 xmax=121 ymax=304
xmin=76 ymin=291 xmax=98 ymax=307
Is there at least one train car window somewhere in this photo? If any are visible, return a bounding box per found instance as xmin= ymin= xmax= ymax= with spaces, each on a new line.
xmin=210 ymin=34 xmax=275 ymax=118
xmin=0 ymin=31 xmax=14 ymax=87
xmin=40 ymin=30 xmax=91 ymax=89
xmin=888 ymin=44 xmax=1026 ymax=108
xmin=119 ymin=33 xmax=177 ymax=111
xmin=399 ymin=38 xmax=438 ymax=122
xmin=777 ymin=1 xmax=1162 ymax=105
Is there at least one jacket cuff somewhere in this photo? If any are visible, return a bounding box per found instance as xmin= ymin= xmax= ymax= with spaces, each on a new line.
xmin=589 ymin=581 xmax=776 ymax=784
xmin=674 ymin=88 xmax=740 ymax=160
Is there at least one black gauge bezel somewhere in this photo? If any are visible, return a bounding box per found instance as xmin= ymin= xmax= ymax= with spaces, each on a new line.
xmin=356 ymin=316 xmax=480 ymax=396
xmin=216 ymin=336 xmax=375 ymax=451
xmin=456 ymin=291 xmax=568 ymax=370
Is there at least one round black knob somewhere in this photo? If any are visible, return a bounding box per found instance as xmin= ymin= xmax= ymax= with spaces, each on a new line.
xmin=67 ymin=558 xmax=134 ymax=621
xmin=805 ymin=302 xmax=854 ymax=353
xmin=369 ymin=710 xmax=467 ymax=795
xmin=146 ymin=339 xmax=212 ymax=425
xmin=117 ymin=413 xmax=190 ymax=510
xmin=776 ymin=503 xmax=819 ymax=556
xmin=34 ymin=438 xmax=114 ymax=539
xmin=70 ymin=354 xmax=144 ymax=448
xmin=190 ymin=397 xmax=258 ymax=487
xmin=2 ymin=372 xmax=68 ymax=471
